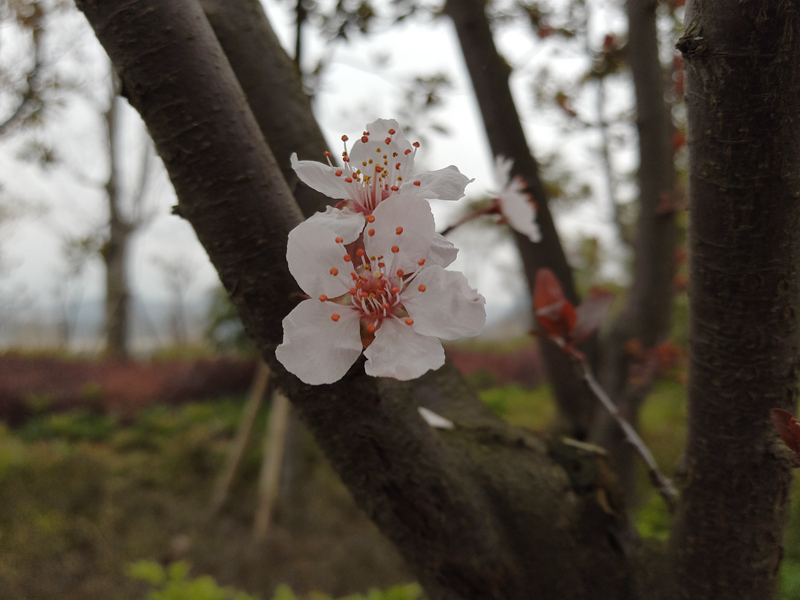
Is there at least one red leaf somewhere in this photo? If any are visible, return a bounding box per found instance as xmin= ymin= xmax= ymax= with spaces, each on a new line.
xmin=533 ymin=269 xmax=577 ymax=341
xmin=771 ymin=408 xmax=800 ymax=464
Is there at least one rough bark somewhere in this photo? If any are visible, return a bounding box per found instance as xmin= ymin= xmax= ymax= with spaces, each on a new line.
xmin=73 ymin=1 xmax=648 ymax=597
xmin=444 ymin=0 xmax=600 ymax=439
xmin=592 ymin=0 xmax=678 ymax=505
xmin=671 ymin=2 xmax=800 ymax=597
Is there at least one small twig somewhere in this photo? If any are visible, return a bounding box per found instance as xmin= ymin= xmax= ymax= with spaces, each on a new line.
xmin=254 ymin=389 xmax=291 ymax=541
xmin=579 ymin=359 xmax=679 ymax=512
xmin=439 ymin=204 xmax=496 ymax=237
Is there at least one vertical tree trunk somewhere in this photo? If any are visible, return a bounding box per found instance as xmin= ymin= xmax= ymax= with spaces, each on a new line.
xmin=444 ymin=0 xmax=599 ymax=439
xmin=592 ymin=0 xmax=678 ymax=505
xmin=671 ymin=3 xmax=800 ymax=597
xmin=102 ymin=95 xmax=132 ymax=361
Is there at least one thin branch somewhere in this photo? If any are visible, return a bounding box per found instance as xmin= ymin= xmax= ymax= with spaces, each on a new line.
xmin=580 ymin=359 xmax=679 ymax=512
xmin=0 ymin=24 xmax=43 ymax=137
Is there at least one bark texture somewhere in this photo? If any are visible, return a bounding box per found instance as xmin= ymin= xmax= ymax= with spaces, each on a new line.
xmin=444 ymin=0 xmax=599 ymax=439
xmin=592 ymin=0 xmax=678 ymax=505
xmin=74 ymin=1 xmax=648 ymax=597
xmin=672 ymin=2 xmax=800 ymax=597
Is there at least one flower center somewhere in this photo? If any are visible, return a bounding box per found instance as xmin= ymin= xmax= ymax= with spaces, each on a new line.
xmin=324 ymin=129 xmax=421 ymax=213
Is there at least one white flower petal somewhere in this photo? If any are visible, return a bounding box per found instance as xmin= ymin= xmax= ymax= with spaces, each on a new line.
xmin=287 ymin=221 xmax=354 ymax=297
xmin=291 ymin=153 xmax=348 ymax=200
xmin=428 ymin=233 xmax=458 ymax=267
xmin=414 ymin=165 xmax=473 ymax=201
xmin=418 ymin=406 xmax=455 ymax=430
xmin=276 ymin=300 xmax=362 ymax=385
xmin=366 ymin=194 xmax=435 ymax=276
xmin=349 ymin=119 xmax=413 ymax=175
xmin=402 ymin=267 xmax=486 ymax=340
xmin=499 ymin=180 xmax=542 ymax=243
xmin=364 ymin=317 xmax=445 ymax=380
xmin=494 ymin=155 xmax=514 ymax=187
xmin=305 ymin=206 xmax=366 ymax=244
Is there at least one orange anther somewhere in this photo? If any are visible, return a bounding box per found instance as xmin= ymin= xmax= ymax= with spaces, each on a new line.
xmin=418 ymin=258 xmax=426 ymax=266
xmin=356 ymin=249 xmax=365 ymax=256
xmin=397 ymin=269 xmax=404 ymax=277
xmin=367 ymin=323 xmax=377 ymax=333
xmin=343 ymin=254 xmax=351 ymax=262
xmin=335 ymin=236 xmax=343 ymax=243
xmin=361 ymin=136 xmax=369 ymax=143
xmin=367 ymin=215 xmax=375 ymax=223
xmin=319 ymin=294 xmax=328 ymax=301
xmin=404 ymin=149 xmax=412 ymax=155
xmin=350 ymin=288 xmax=357 ymax=295
xmin=330 ymin=267 xmax=339 ymax=276
xmin=396 ymin=227 xmax=403 ymax=235
xmin=413 ymin=180 xmax=421 ymax=186
xmin=391 ymin=245 xmax=399 ymax=253
xmin=385 ymin=137 xmax=391 ymax=144
xmin=335 ymin=170 xmax=343 ymax=176
xmin=405 ymin=318 xmax=414 ymax=325
xmin=388 ymin=129 xmax=396 ymax=135
xmin=418 ymin=284 xmax=426 ymax=292
xmin=395 ymin=163 xmax=401 ymax=170
xmin=368 ymin=229 xmax=375 ymax=236
xmin=413 ymin=141 xmax=420 ymax=147
xmin=324 ymin=151 xmax=331 ymax=157
xmin=331 ymin=313 xmax=341 ymax=322
xmin=392 ymin=286 xmax=400 ymax=293
xmin=345 ymin=177 xmax=353 ymax=183
xmin=341 ymin=135 xmax=349 ymax=142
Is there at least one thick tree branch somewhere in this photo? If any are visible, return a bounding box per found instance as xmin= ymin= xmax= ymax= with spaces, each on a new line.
xmin=671 ymin=2 xmax=800 ymax=597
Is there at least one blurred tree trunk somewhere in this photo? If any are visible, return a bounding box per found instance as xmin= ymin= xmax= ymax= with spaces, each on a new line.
xmin=102 ymin=94 xmax=133 ymax=361
xmin=444 ymin=0 xmax=599 ymax=440
xmin=591 ymin=0 xmax=678 ymax=506
xmin=670 ymin=2 xmax=800 ymax=597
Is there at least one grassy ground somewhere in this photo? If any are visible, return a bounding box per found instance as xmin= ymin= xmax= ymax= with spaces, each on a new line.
xmin=3 ymin=374 xmax=800 ymax=598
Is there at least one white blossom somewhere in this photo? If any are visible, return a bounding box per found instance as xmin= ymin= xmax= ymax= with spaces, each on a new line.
xmin=494 ymin=155 xmax=542 ymax=243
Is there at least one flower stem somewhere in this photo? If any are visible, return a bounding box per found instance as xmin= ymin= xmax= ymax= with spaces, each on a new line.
xmin=439 ymin=203 xmax=498 ymax=237
xmin=578 ymin=358 xmax=679 ymax=512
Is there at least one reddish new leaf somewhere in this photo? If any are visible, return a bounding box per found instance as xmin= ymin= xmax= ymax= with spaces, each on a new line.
xmin=533 ymin=269 xmax=577 ymax=342
xmin=771 ymin=408 xmax=800 ymax=466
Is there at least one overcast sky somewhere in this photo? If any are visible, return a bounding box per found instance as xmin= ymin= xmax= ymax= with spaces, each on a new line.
xmin=0 ymin=0 xmax=635 ymax=343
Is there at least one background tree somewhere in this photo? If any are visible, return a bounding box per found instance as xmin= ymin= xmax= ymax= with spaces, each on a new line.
xmin=72 ymin=0 xmax=800 ymax=598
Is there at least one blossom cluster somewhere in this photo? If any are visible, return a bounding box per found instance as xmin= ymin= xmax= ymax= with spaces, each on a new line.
xmin=276 ymin=119 xmax=539 ymax=385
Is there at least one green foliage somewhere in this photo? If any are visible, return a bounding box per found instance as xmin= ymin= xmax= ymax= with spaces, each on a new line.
xmin=127 ymin=561 xmax=258 ymax=600
xmin=19 ymin=409 xmax=116 ymax=443
xmin=479 ymin=384 xmax=555 ymax=430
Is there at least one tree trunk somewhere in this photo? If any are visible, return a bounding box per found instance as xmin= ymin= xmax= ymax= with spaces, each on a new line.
xmin=671 ymin=2 xmax=800 ymax=597
xmin=102 ymin=95 xmax=132 ymax=361
xmin=592 ymin=0 xmax=678 ymax=506
xmin=74 ymin=1 xmax=649 ymax=597
xmin=444 ymin=0 xmax=599 ymax=439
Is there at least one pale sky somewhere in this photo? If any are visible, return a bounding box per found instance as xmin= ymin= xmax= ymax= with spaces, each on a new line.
xmin=0 ymin=0 xmax=635 ymax=344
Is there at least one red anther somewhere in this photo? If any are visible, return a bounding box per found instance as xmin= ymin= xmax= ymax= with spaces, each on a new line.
xmin=413 ymin=180 xmax=421 ymax=186
xmin=385 ymin=137 xmax=392 ymax=144
xmin=364 ymin=131 xmax=370 ymax=135
xmin=396 ymin=269 xmax=404 ymax=277
xmin=335 ymin=170 xmax=343 ymax=177
xmin=367 ymin=323 xmax=377 ymax=333
xmin=405 ymin=318 xmax=414 ymax=325
xmin=343 ymin=157 xmax=350 ymax=162
xmin=356 ymin=249 xmax=365 ymax=257
xmin=378 ymin=262 xmax=385 ymax=268
xmin=375 ymin=166 xmax=383 ymax=172
xmin=396 ymin=227 xmax=403 ymax=235
xmin=341 ymin=135 xmax=349 ymax=142
xmin=418 ymin=284 xmax=426 ymax=292
xmin=350 ymin=288 xmax=357 ymax=295
xmin=392 ymin=286 xmax=400 ymax=293
xmin=368 ymin=229 xmax=375 ymax=237
xmin=331 ymin=313 xmax=341 ymax=322
xmin=359 ymin=291 xmax=367 ymax=298
xmin=391 ymin=245 xmax=399 ymax=253
xmin=319 ymin=294 xmax=328 ymax=301
xmin=413 ymin=141 xmax=420 ymax=147
xmin=335 ymin=236 xmax=343 ymax=244
xmin=418 ymin=258 xmax=426 ymax=266
xmin=345 ymin=177 xmax=353 ymax=183
xmin=382 ymin=302 xmax=390 ymax=309
xmin=367 ymin=215 xmax=375 ymax=223
xmin=343 ymin=254 xmax=352 ymax=262
xmin=324 ymin=151 xmax=331 ymax=157
xmin=391 ymin=185 xmax=399 ymax=191
xmin=350 ymin=272 xmax=357 ymax=280
xmin=361 ymin=136 xmax=369 ymax=143
xmin=395 ymin=163 xmax=401 ymax=170
xmin=404 ymin=149 xmax=412 ymax=155
xmin=388 ymin=129 xmax=396 ymax=135
xmin=330 ymin=267 xmax=339 ymax=276
xmin=392 ymin=152 xmax=398 ymax=157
